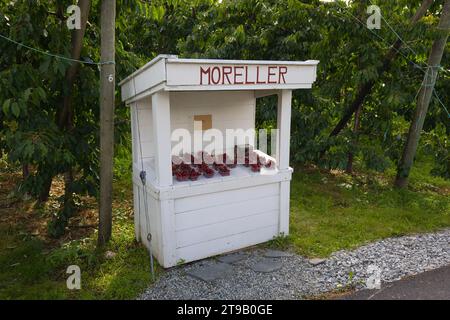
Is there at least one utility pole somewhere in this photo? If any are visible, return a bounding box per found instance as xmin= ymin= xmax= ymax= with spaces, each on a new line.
xmin=98 ymin=0 xmax=116 ymax=246
xmin=395 ymin=0 xmax=450 ymax=188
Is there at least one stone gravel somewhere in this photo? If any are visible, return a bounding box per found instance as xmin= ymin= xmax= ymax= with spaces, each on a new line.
xmin=139 ymin=229 xmax=450 ymax=300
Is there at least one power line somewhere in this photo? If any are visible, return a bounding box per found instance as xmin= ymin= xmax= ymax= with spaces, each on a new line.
xmin=368 ymin=0 xmax=430 ymax=66
xmin=333 ymin=1 xmax=426 ymax=71
xmin=368 ymin=0 xmax=449 ymax=75
xmin=0 ymin=33 xmax=114 ymax=65
xmin=332 ymin=0 xmax=449 ymax=118
xmin=434 ymin=89 xmax=450 ymax=118
xmin=368 ymin=0 xmax=448 ymax=74
xmin=367 ymin=0 xmax=449 ymax=118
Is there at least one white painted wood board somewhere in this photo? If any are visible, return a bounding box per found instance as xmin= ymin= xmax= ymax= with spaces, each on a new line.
xmin=120 ymin=55 xmax=319 ymax=103
xmin=176 ymin=210 xmax=279 ymax=248
xmin=176 ymin=225 xmax=279 ymax=264
xmin=175 ymin=193 xmax=279 ymax=232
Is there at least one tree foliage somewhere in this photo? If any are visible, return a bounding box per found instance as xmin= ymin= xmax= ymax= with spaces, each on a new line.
xmin=177 ymin=0 xmax=449 ymax=173
xmin=0 ymin=0 xmax=449 ymax=236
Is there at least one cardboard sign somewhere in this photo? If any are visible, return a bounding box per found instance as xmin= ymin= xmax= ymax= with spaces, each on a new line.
xmin=194 ymin=115 xmax=212 ymax=130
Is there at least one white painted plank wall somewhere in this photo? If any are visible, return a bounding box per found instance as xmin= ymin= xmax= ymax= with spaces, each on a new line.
xmin=174 ymin=183 xmax=278 ymax=213
xmin=175 ymin=195 xmax=279 ymax=232
xmin=132 ymin=184 xmax=140 ymax=241
xmin=177 ymin=210 xmax=278 ymax=248
xmin=159 ymin=199 xmax=177 ymax=267
xmin=135 ymin=183 xmax=162 ymax=262
xmin=135 ymin=97 xmax=154 ymax=160
xmin=173 ymin=183 xmax=280 ymax=262
xmin=170 ymin=91 xmax=256 ymax=152
xmin=177 ymin=225 xmax=279 ymax=263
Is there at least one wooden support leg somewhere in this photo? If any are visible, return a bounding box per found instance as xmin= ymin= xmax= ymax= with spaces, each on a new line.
xmin=276 ymin=90 xmax=292 ymax=170
xmin=276 ymin=90 xmax=292 ymax=235
xmin=151 ymin=91 xmax=173 ymax=187
xmin=159 ymin=199 xmax=177 ymax=267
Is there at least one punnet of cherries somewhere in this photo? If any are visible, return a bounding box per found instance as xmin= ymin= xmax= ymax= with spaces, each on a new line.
xmin=172 ymin=145 xmax=275 ymax=182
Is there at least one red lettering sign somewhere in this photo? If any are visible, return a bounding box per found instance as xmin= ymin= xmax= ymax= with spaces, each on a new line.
xmin=199 ymin=65 xmax=288 ymax=85
xmin=279 ymin=66 xmax=287 ymax=84
xmin=244 ymin=66 xmax=255 ymax=84
xmin=222 ymin=66 xmax=232 ymax=84
xmin=234 ymin=66 xmax=244 ymax=84
xmin=200 ymin=67 xmax=210 ymax=85
xmin=267 ymin=66 xmax=277 ymax=84
xmin=211 ymin=66 xmax=221 ymax=84
xmin=256 ymin=66 xmax=265 ymax=84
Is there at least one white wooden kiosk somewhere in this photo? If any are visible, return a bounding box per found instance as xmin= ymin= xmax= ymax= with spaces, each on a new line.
xmin=120 ymin=55 xmax=318 ymax=268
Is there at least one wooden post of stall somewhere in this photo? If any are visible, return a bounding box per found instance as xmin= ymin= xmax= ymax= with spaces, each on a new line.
xmin=276 ymin=90 xmax=292 ymax=235
xmin=151 ymin=91 xmax=176 ymax=266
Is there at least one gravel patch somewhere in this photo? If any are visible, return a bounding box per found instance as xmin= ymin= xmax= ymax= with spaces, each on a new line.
xmin=139 ymin=229 xmax=450 ymax=300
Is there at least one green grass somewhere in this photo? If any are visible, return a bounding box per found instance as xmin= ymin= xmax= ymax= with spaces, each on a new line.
xmin=1 ymin=153 xmax=449 ymax=299
xmin=0 ymin=154 xmax=157 ymax=300
xmin=287 ymin=162 xmax=450 ymax=258
xmin=0 ymin=211 xmax=156 ymax=300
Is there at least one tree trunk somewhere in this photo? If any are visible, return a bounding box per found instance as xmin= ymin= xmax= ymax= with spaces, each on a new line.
xmin=38 ymin=172 xmax=53 ymax=203
xmin=328 ymin=0 xmax=433 ymax=139
xmin=64 ymin=170 xmax=73 ymax=197
xmin=395 ymin=0 xmax=450 ymax=188
xmin=39 ymin=1 xmax=90 ymax=206
xmin=58 ymin=0 xmax=90 ymax=212
xmin=22 ymin=164 xmax=29 ymax=180
xmin=57 ymin=0 xmax=91 ymax=130
xmin=345 ymin=103 xmax=363 ymax=174
xmin=98 ymin=0 xmax=116 ymax=247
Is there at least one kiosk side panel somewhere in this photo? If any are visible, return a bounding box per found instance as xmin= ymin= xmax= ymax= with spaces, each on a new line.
xmin=173 ymin=182 xmax=282 ymax=264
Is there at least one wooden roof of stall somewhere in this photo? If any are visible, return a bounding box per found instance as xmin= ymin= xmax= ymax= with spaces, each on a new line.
xmin=119 ymin=55 xmax=319 ymax=103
